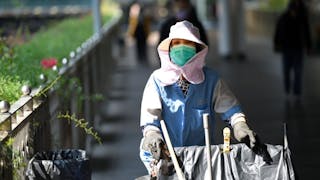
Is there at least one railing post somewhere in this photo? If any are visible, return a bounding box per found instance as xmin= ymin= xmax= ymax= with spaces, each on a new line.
xmin=0 ymin=101 xmax=13 ymax=180
xmin=92 ymin=0 xmax=102 ymax=35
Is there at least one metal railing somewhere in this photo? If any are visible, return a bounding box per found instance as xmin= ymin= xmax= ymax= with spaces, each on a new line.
xmin=0 ymin=12 xmax=122 ymax=180
xmin=0 ymin=0 xmax=90 ymax=8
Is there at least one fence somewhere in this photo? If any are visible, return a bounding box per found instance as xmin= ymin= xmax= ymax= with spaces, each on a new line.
xmin=0 ymin=0 xmax=90 ymax=8
xmin=0 ymin=12 xmax=122 ymax=180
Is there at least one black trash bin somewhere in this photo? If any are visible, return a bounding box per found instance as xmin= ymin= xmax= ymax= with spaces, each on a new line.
xmin=26 ymin=149 xmax=91 ymax=180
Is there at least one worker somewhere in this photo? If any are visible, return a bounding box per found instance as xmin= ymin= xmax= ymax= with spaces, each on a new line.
xmin=139 ymin=20 xmax=256 ymax=175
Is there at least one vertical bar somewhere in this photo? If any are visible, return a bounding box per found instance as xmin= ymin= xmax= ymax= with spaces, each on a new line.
xmin=284 ymin=123 xmax=288 ymax=150
xmin=160 ymin=120 xmax=185 ymax=180
xmin=217 ymin=0 xmax=232 ymax=57
xmin=92 ymin=0 xmax=102 ymax=35
xmin=203 ymin=113 xmax=212 ymax=180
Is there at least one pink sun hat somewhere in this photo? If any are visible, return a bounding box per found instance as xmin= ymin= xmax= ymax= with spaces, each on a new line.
xmin=158 ymin=20 xmax=206 ymax=51
xmin=155 ymin=20 xmax=208 ymax=85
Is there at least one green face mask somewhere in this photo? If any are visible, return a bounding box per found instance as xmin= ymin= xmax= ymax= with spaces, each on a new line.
xmin=170 ymin=44 xmax=196 ymax=66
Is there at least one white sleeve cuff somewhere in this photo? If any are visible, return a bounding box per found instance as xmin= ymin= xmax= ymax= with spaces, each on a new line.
xmin=230 ymin=113 xmax=246 ymax=127
xmin=143 ymin=125 xmax=161 ymax=137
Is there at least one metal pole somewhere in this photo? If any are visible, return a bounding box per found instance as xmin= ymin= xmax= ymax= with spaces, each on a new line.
xmin=284 ymin=123 xmax=288 ymax=150
xmin=92 ymin=0 xmax=102 ymax=35
xmin=203 ymin=113 xmax=212 ymax=180
xmin=160 ymin=120 xmax=186 ymax=180
xmin=195 ymin=0 xmax=207 ymax=23
xmin=217 ymin=0 xmax=232 ymax=58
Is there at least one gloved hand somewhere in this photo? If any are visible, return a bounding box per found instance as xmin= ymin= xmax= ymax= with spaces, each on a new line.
xmin=142 ymin=130 xmax=164 ymax=160
xmin=233 ymin=121 xmax=256 ymax=148
xmin=233 ymin=122 xmax=273 ymax=164
xmin=160 ymin=159 xmax=175 ymax=176
xmin=251 ymin=135 xmax=273 ymax=165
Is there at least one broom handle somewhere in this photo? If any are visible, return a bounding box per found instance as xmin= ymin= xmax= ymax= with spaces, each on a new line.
xmin=160 ymin=120 xmax=185 ymax=180
xmin=203 ymin=113 xmax=213 ymax=180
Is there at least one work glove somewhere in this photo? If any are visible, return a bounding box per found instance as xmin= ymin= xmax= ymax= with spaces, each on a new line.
xmin=233 ymin=122 xmax=273 ymax=164
xmin=250 ymin=135 xmax=273 ymax=165
xmin=233 ymin=121 xmax=256 ymax=148
xmin=142 ymin=130 xmax=165 ymax=160
xmin=159 ymin=159 xmax=175 ymax=176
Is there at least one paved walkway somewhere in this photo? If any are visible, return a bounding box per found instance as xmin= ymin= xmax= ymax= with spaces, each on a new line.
xmin=91 ymin=25 xmax=320 ymax=179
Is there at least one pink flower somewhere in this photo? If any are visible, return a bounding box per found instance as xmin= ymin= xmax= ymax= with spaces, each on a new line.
xmin=41 ymin=58 xmax=57 ymax=69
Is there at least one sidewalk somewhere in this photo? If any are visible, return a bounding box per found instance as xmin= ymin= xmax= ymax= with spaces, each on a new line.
xmin=90 ymin=35 xmax=156 ymax=179
xmin=91 ymin=26 xmax=320 ymax=179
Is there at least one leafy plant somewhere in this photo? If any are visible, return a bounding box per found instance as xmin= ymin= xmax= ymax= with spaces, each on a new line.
xmin=57 ymin=112 xmax=102 ymax=144
xmin=0 ymin=75 xmax=27 ymax=103
xmin=35 ymin=75 xmax=61 ymax=98
xmin=0 ymin=13 xmax=112 ymax=103
xmin=0 ymin=1 xmax=118 ymax=178
xmin=0 ymin=138 xmax=27 ymax=180
xmin=0 ymin=37 xmax=15 ymax=64
xmin=34 ymin=75 xmax=104 ymax=144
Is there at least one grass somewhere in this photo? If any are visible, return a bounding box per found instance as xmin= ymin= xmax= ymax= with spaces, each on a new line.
xmin=0 ymin=0 xmax=119 ymax=103
xmin=259 ymin=0 xmax=289 ymax=12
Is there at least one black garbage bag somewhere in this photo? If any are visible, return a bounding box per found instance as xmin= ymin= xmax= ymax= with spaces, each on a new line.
xmin=26 ymin=149 xmax=91 ymax=180
xmin=136 ymin=144 xmax=295 ymax=180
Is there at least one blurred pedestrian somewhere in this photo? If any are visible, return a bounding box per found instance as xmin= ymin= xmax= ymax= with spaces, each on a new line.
xmin=274 ymin=0 xmax=311 ymax=101
xmin=158 ymin=0 xmax=208 ymax=45
xmin=127 ymin=1 xmax=151 ymax=63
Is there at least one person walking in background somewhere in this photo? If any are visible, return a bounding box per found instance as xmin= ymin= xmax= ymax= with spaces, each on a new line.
xmin=274 ymin=0 xmax=311 ymax=102
xmin=127 ymin=1 xmax=151 ymax=63
xmin=158 ymin=0 xmax=208 ymax=45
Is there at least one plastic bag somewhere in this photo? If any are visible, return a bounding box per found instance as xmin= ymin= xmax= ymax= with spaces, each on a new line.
xmin=26 ymin=149 xmax=91 ymax=180
xmin=137 ymin=144 xmax=295 ymax=180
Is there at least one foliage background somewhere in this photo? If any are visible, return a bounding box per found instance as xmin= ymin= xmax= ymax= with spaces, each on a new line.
xmin=0 ymin=0 xmax=118 ymax=103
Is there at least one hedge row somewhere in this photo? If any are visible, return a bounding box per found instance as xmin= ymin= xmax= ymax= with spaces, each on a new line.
xmin=0 ymin=12 xmax=113 ymax=103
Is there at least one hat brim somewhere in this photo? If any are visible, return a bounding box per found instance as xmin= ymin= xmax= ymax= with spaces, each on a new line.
xmin=158 ymin=35 xmax=206 ymax=51
xmin=158 ymin=38 xmax=172 ymax=51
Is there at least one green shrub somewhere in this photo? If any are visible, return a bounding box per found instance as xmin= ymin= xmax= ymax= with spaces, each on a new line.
xmin=260 ymin=0 xmax=289 ymax=12
xmin=0 ymin=75 xmax=27 ymax=103
xmin=0 ymin=14 xmax=112 ymax=103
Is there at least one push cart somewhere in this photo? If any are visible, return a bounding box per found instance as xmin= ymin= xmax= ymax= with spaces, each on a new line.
xmin=136 ymin=115 xmax=295 ymax=180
